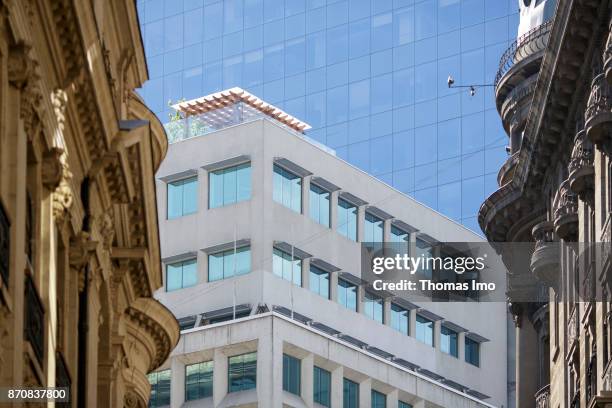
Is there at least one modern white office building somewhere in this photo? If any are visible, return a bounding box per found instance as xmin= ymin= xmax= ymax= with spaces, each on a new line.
xmin=149 ymin=88 xmax=507 ymax=408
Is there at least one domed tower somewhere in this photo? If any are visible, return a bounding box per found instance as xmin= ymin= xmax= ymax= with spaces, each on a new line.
xmin=495 ymin=0 xmax=557 ymax=186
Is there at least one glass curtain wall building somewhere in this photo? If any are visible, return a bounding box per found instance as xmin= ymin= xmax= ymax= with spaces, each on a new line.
xmin=137 ymin=0 xmax=518 ymax=231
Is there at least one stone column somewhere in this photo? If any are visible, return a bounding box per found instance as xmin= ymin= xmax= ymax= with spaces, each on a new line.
xmin=171 ymin=357 xmax=185 ymax=407
xmin=330 ymin=191 xmax=339 ymax=231
xmin=383 ymin=219 xmax=392 ymax=242
xmin=387 ymin=389 xmax=399 ymax=408
xmin=301 ymin=353 xmax=314 ymax=407
xmin=433 ymin=320 xmax=441 ymax=349
xmin=384 ymin=299 xmax=392 ymax=326
xmin=302 ymin=258 xmax=311 ymax=290
xmin=357 ymin=206 xmax=366 ymax=242
xmin=458 ymin=332 xmax=466 ymax=361
xmin=302 ymin=176 xmax=311 ymax=217
xmin=213 ymin=348 xmax=228 ymax=407
xmin=331 ymin=365 xmax=344 ymax=408
xmin=330 ymin=271 xmax=339 ymax=302
xmin=257 ymin=332 xmax=283 ymax=408
xmin=515 ymin=309 xmax=539 ymax=408
xmin=409 ymin=310 xmax=417 ymax=338
xmin=359 ymin=378 xmax=372 ymax=407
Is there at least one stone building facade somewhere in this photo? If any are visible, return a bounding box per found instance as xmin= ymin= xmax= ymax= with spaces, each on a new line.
xmin=0 ymin=0 xmax=178 ymax=406
xmin=480 ymin=0 xmax=612 ymax=407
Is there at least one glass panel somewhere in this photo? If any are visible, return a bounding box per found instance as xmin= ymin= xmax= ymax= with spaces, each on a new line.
xmin=343 ymin=378 xmax=359 ymax=408
xmin=273 ymin=248 xmax=301 ymax=286
xmin=465 ymin=338 xmax=480 ymax=366
xmin=273 ymin=165 xmax=302 ymax=213
xmin=185 ymin=361 xmax=213 ymax=401
xmin=223 ymin=167 xmax=237 ymax=204
xmin=283 ymin=354 xmax=301 ymax=395
xmin=310 ymin=265 xmax=330 ymax=298
xmin=309 ymin=184 xmax=330 ymax=227
xmin=364 ymin=292 xmax=383 ymax=323
xmin=228 ymin=352 xmax=257 ymax=393
xmin=182 ymin=178 xmax=198 ymax=215
xmin=235 ymin=246 xmax=251 ymax=276
xmin=236 ymin=163 xmax=252 ymax=202
xmin=209 ymin=247 xmax=251 ymax=282
xmin=338 ymin=279 xmax=357 ymax=311
xmin=441 ymin=326 xmax=458 ymax=357
xmin=399 ymin=402 xmax=413 ymax=408
xmin=337 ymin=199 xmax=357 ymax=241
xmin=208 ymin=252 xmax=224 ymax=282
xmin=364 ymin=213 xmax=383 ymax=244
xmin=371 ymin=390 xmax=387 ymax=408
xmin=209 ymin=171 xmax=224 ymax=208
xmin=391 ymin=303 xmax=409 ymax=334
xmin=182 ymin=259 xmax=198 ymax=288
xmin=166 ymin=262 xmax=183 ymax=291
xmin=416 ymin=315 xmax=434 ymax=346
xmin=314 ymin=366 xmax=331 ymax=407
xmin=167 ymin=181 xmax=184 ymax=219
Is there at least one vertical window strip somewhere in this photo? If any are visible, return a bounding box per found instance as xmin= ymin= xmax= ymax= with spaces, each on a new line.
xmin=168 ymin=176 xmax=198 ymax=219
xmin=228 ymin=352 xmax=257 ymax=393
xmin=273 ymin=164 xmax=302 ymax=213
xmin=272 ymin=247 xmax=302 ymax=286
xmin=337 ymin=198 xmax=358 ymax=241
xmin=166 ymin=258 xmax=198 ymax=291
xmin=185 ymin=361 xmax=213 ymax=401
xmin=208 ymin=246 xmax=251 ymax=282
xmin=309 ymin=184 xmax=330 ymax=227
xmin=209 ymin=163 xmax=252 ymax=208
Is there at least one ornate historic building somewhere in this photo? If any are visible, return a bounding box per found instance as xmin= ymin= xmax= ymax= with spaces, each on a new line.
xmin=480 ymin=0 xmax=612 ymax=407
xmin=0 ymin=0 xmax=178 ymax=406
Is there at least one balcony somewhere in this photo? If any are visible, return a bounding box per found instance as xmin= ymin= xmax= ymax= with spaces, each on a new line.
xmin=25 ymin=274 xmax=44 ymax=365
xmin=585 ymin=73 xmax=612 ymax=148
xmin=535 ymin=384 xmax=550 ymax=408
xmin=495 ymin=21 xmax=552 ymax=107
xmin=530 ymin=221 xmax=559 ymax=287
xmin=553 ymin=180 xmax=578 ymax=240
xmin=605 ymin=28 xmax=612 ymax=86
xmin=568 ymin=128 xmax=594 ymax=199
xmin=497 ymin=152 xmax=519 ymax=187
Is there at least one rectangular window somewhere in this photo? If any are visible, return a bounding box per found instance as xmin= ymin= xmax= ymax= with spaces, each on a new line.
xmin=441 ymin=327 xmax=458 ymax=357
xmin=282 ymin=354 xmax=301 ymax=395
xmin=228 ymin=352 xmax=257 ymax=393
xmin=343 ymin=378 xmax=359 ymax=408
xmin=337 ymin=199 xmax=358 ymax=241
xmin=415 ymin=238 xmax=433 ymax=278
xmin=364 ymin=292 xmax=384 ymax=323
xmin=465 ymin=338 xmax=480 ymax=366
xmin=147 ymin=369 xmax=171 ymax=407
xmin=272 ymin=248 xmax=302 ymax=286
xmin=399 ymin=402 xmax=413 ymax=408
xmin=390 ymin=303 xmax=409 ymax=335
xmin=364 ymin=213 xmax=384 ymax=243
xmin=185 ymin=361 xmax=213 ymax=401
xmin=209 ymin=163 xmax=251 ymax=208
xmin=309 ymin=184 xmax=330 ymax=227
xmin=167 ymin=176 xmax=198 ymax=219
xmin=310 ymin=265 xmax=330 ymax=299
xmin=371 ymin=390 xmax=387 ymax=408
xmin=416 ymin=315 xmax=434 ymax=346
xmin=208 ymin=246 xmax=251 ymax=282
xmin=273 ymin=164 xmax=302 ymax=213
xmin=337 ymin=278 xmax=357 ymax=311
xmin=390 ymin=226 xmax=409 ymax=243
xmin=313 ymin=366 xmax=331 ymax=407
xmin=166 ymin=259 xmax=198 ymax=291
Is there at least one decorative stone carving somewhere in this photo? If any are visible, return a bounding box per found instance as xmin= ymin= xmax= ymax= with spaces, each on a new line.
xmin=530 ymin=220 xmax=559 ymax=287
xmin=585 ymin=73 xmax=612 ymax=152
xmin=605 ymin=21 xmax=612 ymax=86
xmin=7 ymin=42 xmax=35 ymax=88
xmin=41 ymin=147 xmax=64 ymax=190
xmin=96 ymin=208 xmax=115 ymax=250
xmin=51 ymin=89 xmax=68 ymax=135
xmin=69 ymin=232 xmax=96 ymax=292
xmin=568 ymin=127 xmax=594 ymax=200
xmin=552 ymin=180 xmax=578 ymax=240
xmin=51 ymin=152 xmax=73 ymax=222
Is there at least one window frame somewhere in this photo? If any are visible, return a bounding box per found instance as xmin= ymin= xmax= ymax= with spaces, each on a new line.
xmin=440 ymin=326 xmax=459 ymax=357
xmin=208 ymin=245 xmax=251 ymax=282
xmin=147 ymin=369 xmax=171 ymax=407
xmin=313 ymin=366 xmax=331 ymax=407
xmin=343 ymin=378 xmax=359 ymax=408
xmin=337 ymin=198 xmax=358 ymax=241
xmin=309 ymin=265 xmax=330 ymax=299
xmin=371 ymin=389 xmax=387 ymax=408
xmin=465 ymin=337 xmax=480 ymax=367
xmin=337 ymin=278 xmax=358 ymax=311
xmin=363 ymin=291 xmax=384 ymax=323
xmin=309 ymin=183 xmax=331 ymax=227
xmin=364 ymin=212 xmax=384 ymax=244
xmin=208 ymin=162 xmax=252 ymax=209
xmin=273 ymin=164 xmax=302 ymax=213
xmin=185 ymin=361 xmax=214 ymax=401
xmin=282 ymin=354 xmax=301 ymax=395
xmin=228 ymin=352 xmax=257 ymax=393
xmin=390 ymin=303 xmax=409 ymax=335
xmin=167 ymin=176 xmax=198 ymax=219
xmin=166 ymin=258 xmax=198 ymax=292
xmin=272 ymin=247 xmax=303 ymax=286
xmin=415 ymin=314 xmax=434 ymax=346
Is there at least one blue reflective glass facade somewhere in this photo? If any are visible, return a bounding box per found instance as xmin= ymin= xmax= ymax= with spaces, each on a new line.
xmin=137 ymin=0 xmax=519 ymax=231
